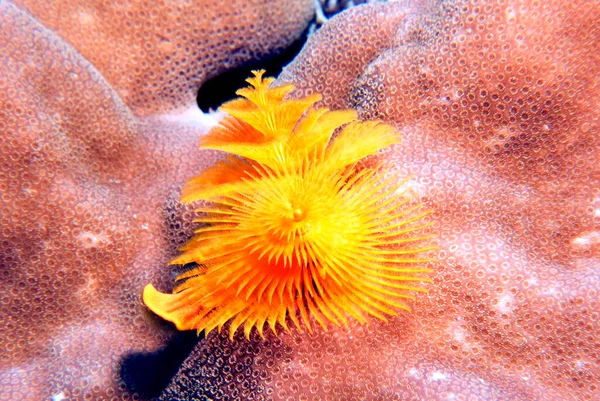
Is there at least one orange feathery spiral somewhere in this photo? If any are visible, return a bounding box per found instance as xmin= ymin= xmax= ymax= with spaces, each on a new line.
xmin=143 ymin=71 xmax=436 ymax=340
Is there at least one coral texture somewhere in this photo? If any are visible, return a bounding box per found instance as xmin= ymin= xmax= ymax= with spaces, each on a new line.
xmin=11 ymin=0 xmax=314 ymax=115
xmin=164 ymin=1 xmax=600 ymax=400
xmin=143 ymin=72 xmax=434 ymax=339
xmin=0 ymin=0 xmax=313 ymax=400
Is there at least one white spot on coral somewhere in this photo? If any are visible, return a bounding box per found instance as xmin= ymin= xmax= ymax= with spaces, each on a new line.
xmin=444 ymin=316 xmax=470 ymax=346
xmin=571 ymin=231 xmax=600 ymax=248
xmin=77 ymin=10 xmax=95 ymax=25
xmin=51 ymin=392 xmax=67 ymax=401
xmin=77 ymin=232 xmax=110 ymax=249
xmin=22 ymin=187 xmax=36 ymax=196
xmin=593 ymin=195 xmax=600 ymax=214
xmin=541 ymin=286 xmax=558 ymax=296
xmin=430 ymin=371 xmax=448 ymax=382
xmin=76 ymin=275 xmax=100 ymax=298
xmin=524 ymin=276 xmax=539 ymax=287
xmin=160 ymin=105 xmax=224 ymax=130
xmin=397 ymin=179 xmax=426 ymax=198
xmin=451 ymin=324 xmax=466 ymax=342
xmin=494 ymin=294 xmax=514 ymax=314
xmin=505 ymin=7 xmax=516 ymax=22
xmin=511 ymin=184 xmax=533 ymax=202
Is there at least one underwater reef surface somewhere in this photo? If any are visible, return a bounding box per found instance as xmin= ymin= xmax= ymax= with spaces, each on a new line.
xmin=0 ymin=0 xmax=314 ymax=399
xmin=1 ymin=1 xmax=598 ymax=401
xmin=164 ymin=1 xmax=600 ymax=400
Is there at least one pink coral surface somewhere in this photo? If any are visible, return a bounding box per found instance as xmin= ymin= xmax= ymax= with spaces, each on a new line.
xmin=274 ymin=1 xmax=599 ymax=399
xmin=0 ymin=0 xmax=313 ymax=399
xmin=2 ymin=0 xmax=599 ymax=400
xmin=160 ymin=1 xmax=599 ymax=400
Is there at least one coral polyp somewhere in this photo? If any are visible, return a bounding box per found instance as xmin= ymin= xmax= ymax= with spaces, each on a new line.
xmin=143 ymin=71 xmax=435 ymax=339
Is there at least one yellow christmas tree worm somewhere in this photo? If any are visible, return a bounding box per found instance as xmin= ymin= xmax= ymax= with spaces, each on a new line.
xmin=143 ymin=71 xmax=435 ymax=340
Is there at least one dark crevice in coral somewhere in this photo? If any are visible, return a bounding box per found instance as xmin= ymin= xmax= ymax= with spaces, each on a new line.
xmin=196 ymin=1 xmax=389 ymax=113
xmin=197 ymin=27 xmax=310 ymax=112
xmin=119 ymin=330 xmax=202 ymax=399
xmin=316 ymin=0 xmax=378 ymax=21
xmin=159 ymin=331 xmax=294 ymax=401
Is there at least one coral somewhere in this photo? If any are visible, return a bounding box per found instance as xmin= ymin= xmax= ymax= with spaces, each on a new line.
xmin=143 ymin=72 xmax=435 ymax=339
xmin=10 ymin=0 xmax=314 ymax=115
xmin=0 ymin=0 xmax=314 ymax=400
xmin=3 ymin=0 xmax=599 ymax=399
xmin=163 ymin=1 xmax=600 ymax=400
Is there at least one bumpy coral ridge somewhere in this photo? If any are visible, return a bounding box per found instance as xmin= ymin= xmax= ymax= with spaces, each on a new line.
xmin=144 ymin=71 xmax=435 ymax=339
xmin=0 ymin=1 xmax=316 ymax=398
xmin=11 ymin=0 xmax=315 ymax=115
